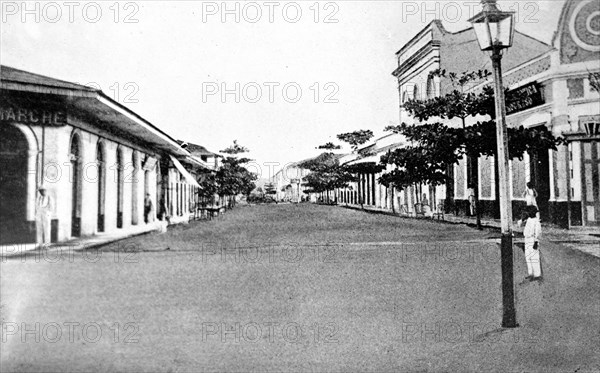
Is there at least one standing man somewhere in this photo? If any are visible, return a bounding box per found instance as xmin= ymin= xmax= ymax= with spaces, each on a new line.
xmin=467 ymin=187 xmax=476 ymax=216
xmin=144 ymin=193 xmax=154 ymax=223
xmin=36 ymin=185 xmax=53 ymax=248
xmin=523 ymin=205 xmax=543 ymax=282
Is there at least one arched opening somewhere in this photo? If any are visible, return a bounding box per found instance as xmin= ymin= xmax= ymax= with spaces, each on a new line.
xmin=427 ymin=76 xmax=436 ymax=99
xmin=116 ymin=147 xmax=124 ymax=228
xmin=0 ymin=125 xmax=30 ymax=244
xmin=144 ymin=169 xmax=151 ymax=223
xmin=70 ymin=133 xmax=82 ymax=237
xmin=96 ymin=142 xmax=106 ymax=232
xmin=158 ymin=159 xmax=170 ymax=221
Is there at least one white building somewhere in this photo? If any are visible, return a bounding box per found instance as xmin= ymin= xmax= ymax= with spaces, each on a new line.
xmin=0 ymin=66 xmax=203 ymax=245
xmin=354 ymin=0 xmax=600 ymax=228
xmin=272 ymin=159 xmax=312 ymax=202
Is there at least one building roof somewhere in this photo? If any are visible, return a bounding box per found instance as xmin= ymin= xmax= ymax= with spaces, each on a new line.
xmin=1 ymin=65 xmax=98 ymax=93
xmin=356 ymin=132 xmax=407 ymax=154
xmin=392 ymin=20 xmax=554 ymax=95
xmin=281 ymin=152 xmax=348 ymax=170
xmin=177 ymin=141 xmax=220 ymax=157
xmin=395 ymin=20 xmax=447 ymax=56
xmin=439 ymin=27 xmax=552 ymax=76
xmin=395 ymin=19 xmax=551 ymax=57
xmin=1 ymin=65 xmax=189 ymax=157
xmin=287 ymin=156 xmax=318 ymax=168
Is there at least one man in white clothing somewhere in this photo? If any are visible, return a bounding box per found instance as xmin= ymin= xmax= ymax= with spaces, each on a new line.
xmin=523 ymin=206 xmax=542 ymax=282
xmin=35 ymin=185 xmax=53 ymax=248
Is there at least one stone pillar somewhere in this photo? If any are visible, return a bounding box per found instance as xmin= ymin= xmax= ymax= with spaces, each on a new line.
xmin=80 ymin=133 xmax=99 ymax=236
xmin=121 ymin=147 xmax=133 ymax=230
xmin=374 ymin=173 xmax=381 ymax=208
xmin=47 ymin=127 xmax=73 ymax=242
xmin=131 ymin=151 xmax=140 ymax=225
xmin=104 ymin=141 xmax=118 ymax=233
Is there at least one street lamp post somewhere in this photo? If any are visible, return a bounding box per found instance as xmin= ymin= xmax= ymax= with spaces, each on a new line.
xmin=469 ymin=0 xmax=518 ymax=328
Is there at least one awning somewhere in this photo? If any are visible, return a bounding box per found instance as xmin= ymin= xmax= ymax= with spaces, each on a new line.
xmin=519 ymin=111 xmax=551 ymax=128
xmin=346 ymin=154 xmax=381 ymax=165
xmin=169 ymin=155 xmax=201 ymax=188
xmin=1 ymin=66 xmax=190 ymax=157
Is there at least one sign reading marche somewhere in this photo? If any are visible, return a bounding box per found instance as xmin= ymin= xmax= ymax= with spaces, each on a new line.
xmin=0 ymin=105 xmax=67 ymax=126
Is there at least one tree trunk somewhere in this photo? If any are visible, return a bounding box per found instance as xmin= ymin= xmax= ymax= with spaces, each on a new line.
xmin=446 ymin=163 xmax=455 ymax=214
xmin=391 ymin=184 xmax=396 ymax=214
xmin=432 ymin=185 xmax=436 ymax=215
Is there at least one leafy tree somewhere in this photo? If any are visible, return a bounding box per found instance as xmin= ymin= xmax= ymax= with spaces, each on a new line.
xmin=337 ymin=130 xmax=374 ymax=151
xmin=264 ymin=182 xmax=276 ymax=195
xmin=382 ymin=71 xmax=564 ymax=224
xmin=220 ymin=140 xmax=249 ymax=154
xmin=336 ymin=129 xmax=376 ymax=206
xmin=197 ymin=171 xmax=218 ymax=202
xmin=590 ymin=72 xmax=600 ymax=94
xmin=216 ymin=141 xmax=257 ymax=207
xmin=298 ymin=152 xmax=356 ymax=203
xmin=304 ymin=130 xmax=376 ymax=205
xmin=379 ymin=146 xmax=449 ymax=190
xmin=403 ymin=71 xmax=494 ymax=226
xmin=317 ymin=142 xmax=341 ymax=150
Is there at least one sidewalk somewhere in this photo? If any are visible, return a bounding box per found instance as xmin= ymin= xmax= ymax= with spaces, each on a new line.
xmin=0 ymin=223 xmax=159 ymax=259
xmin=340 ymin=203 xmax=600 ymax=258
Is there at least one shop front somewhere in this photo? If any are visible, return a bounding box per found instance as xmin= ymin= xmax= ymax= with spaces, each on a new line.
xmin=1 ymin=66 xmax=193 ymax=246
xmin=565 ymin=115 xmax=600 ymax=227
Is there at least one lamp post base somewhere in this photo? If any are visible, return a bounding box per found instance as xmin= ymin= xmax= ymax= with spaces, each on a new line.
xmin=501 ymin=232 xmax=518 ymax=328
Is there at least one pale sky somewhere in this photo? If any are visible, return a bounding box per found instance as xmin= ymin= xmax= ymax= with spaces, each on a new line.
xmin=1 ymin=0 xmax=564 ymax=179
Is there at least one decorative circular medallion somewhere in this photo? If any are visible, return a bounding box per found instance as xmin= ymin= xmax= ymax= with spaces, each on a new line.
xmin=587 ymin=11 xmax=600 ymax=36
xmin=569 ymin=0 xmax=600 ymax=52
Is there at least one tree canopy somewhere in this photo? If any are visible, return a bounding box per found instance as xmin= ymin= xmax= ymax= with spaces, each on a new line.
xmin=215 ymin=141 xmax=257 ymax=197
xmin=337 ymin=130 xmax=374 ymax=151
xmin=380 ymin=71 xmax=565 ymax=192
xmin=297 ymin=152 xmax=356 ymax=195
xmin=220 ymin=140 xmax=250 ymax=155
xmin=264 ymin=182 xmax=276 ymax=195
xmin=317 ymin=142 xmax=341 ymax=150
xmin=197 ymin=172 xmax=218 ymax=199
xmin=590 ymin=72 xmax=600 ymax=94
xmin=301 ymin=129 xmax=378 ymax=199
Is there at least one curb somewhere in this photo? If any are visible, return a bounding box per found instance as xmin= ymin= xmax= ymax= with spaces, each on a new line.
xmin=1 ymin=228 xmax=157 ymax=261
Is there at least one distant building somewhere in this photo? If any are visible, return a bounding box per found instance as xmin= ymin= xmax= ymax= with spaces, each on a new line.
xmin=272 ymin=153 xmax=349 ymax=203
xmin=180 ymin=141 xmax=222 ymax=171
xmin=339 ymin=133 xmax=407 ymax=210
xmin=272 ymin=159 xmax=312 ymax=202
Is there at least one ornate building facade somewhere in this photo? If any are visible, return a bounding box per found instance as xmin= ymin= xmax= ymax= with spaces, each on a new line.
xmin=347 ymin=0 xmax=599 ymax=228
